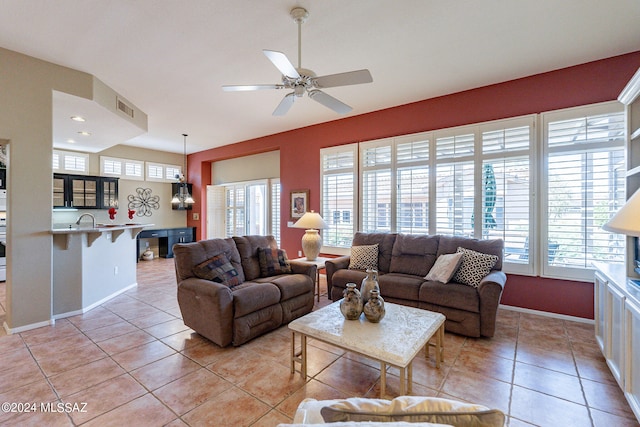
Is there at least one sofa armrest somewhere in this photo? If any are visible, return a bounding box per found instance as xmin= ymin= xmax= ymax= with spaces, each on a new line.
xmin=477 ymin=271 xmax=506 ymax=337
xmin=289 ymin=261 xmax=318 ymax=282
xmin=325 ymin=256 xmax=350 ymax=298
xmin=177 ymin=277 xmax=234 ymax=347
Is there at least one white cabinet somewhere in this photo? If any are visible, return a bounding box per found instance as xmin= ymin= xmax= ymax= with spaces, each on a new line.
xmin=607 ymin=281 xmax=626 ymax=388
xmin=625 ymin=297 xmax=640 ymax=418
xmin=594 ymin=263 xmax=640 ymax=422
xmin=595 ymin=272 xmax=607 ymax=352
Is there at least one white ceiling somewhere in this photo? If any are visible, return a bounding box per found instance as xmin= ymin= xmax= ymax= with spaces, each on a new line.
xmin=1 ymin=0 xmax=640 ymax=154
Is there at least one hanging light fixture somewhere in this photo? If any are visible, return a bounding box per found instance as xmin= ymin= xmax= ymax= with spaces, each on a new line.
xmin=171 ymin=133 xmax=195 ymax=208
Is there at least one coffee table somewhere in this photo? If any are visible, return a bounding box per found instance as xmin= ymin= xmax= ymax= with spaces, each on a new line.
xmin=288 ymin=301 xmax=445 ymax=396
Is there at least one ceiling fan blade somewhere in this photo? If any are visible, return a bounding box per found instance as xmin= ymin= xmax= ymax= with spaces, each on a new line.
xmin=263 ymin=50 xmax=300 ymax=79
xmin=313 ymin=69 xmax=373 ymax=89
xmin=308 ymin=90 xmax=352 ymax=115
xmin=273 ymin=93 xmax=296 ymax=116
xmin=222 ymin=84 xmax=284 ymax=92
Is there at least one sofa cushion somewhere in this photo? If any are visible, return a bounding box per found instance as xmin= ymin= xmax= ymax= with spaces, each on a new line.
xmin=318 ymin=396 xmax=505 ymax=426
xmin=378 ymin=273 xmax=423 ymax=301
xmin=351 ymin=232 xmax=397 ymax=273
xmin=453 ymin=247 xmax=499 ymax=288
xmin=173 ymin=237 xmax=244 ymax=283
xmin=192 ymin=253 xmax=241 ymax=287
xmin=349 ymin=244 xmax=379 ymax=270
xmin=389 ymin=234 xmax=440 ymax=277
xmin=425 ymin=252 xmax=463 ymax=283
xmin=233 ymin=235 xmax=279 ymax=281
xmin=437 ymin=235 xmax=503 ymax=271
xmin=232 ymin=282 xmax=281 ymax=318
xmin=420 ymin=280 xmax=480 ymax=313
xmin=254 ymin=273 xmax=314 ymax=301
xmin=258 ymin=247 xmax=292 ymax=277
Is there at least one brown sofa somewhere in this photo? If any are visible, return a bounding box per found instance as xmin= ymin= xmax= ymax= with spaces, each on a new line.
xmin=173 ymin=235 xmax=316 ymax=347
xmin=325 ymin=232 xmax=506 ymax=338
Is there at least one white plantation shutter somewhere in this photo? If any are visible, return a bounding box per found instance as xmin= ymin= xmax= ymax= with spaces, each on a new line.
xmin=544 ymin=105 xmax=625 ymax=280
xmin=147 ymin=164 xmax=163 ymax=180
xmin=165 ymin=166 xmax=181 ymax=181
xmin=482 ymin=157 xmax=530 ymax=260
xmin=124 ymin=161 xmax=143 ymax=179
xmin=361 ymin=140 xmax=392 ymax=233
xmin=100 ymin=156 xmax=143 ymax=180
xmin=321 ymin=144 xmax=357 ymax=249
xmin=103 ymin=158 xmax=121 ymax=175
xmin=480 ymin=120 xmax=533 ymax=273
xmin=435 ymin=133 xmax=474 ymax=236
xmin=225 ymin=185 xmax=245 ymax=237
xmin=396 ymin=137 xmax=429 ymax=234
xmin=270 ymin=179 xmax=281 ymax=246
xmin=435 ymin=162 xmax=474 ymax=236
xmin=207 ymin=185 xmax=226 ymax=239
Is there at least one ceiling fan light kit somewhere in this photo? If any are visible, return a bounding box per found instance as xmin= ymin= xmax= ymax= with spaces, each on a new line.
xmin=222 ymin=7 xmax=372 ymax=116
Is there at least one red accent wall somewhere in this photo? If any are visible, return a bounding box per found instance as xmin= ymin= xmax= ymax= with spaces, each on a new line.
xmin=187 ymin=51 xmax=640 ymax=320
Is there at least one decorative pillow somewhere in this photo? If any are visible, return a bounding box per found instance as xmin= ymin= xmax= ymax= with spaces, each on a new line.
xmin=258 ymin=247 xmax=291 ymax=277
xmin=452 ymin=247 xmax=499 ymax=288
xmin=348 ymin=244 xmax=379 ymax=270
xmin=425 ymin=252 xmax=464 ymax=283
xmin=192 ymin=253 xmax=240 ymax=287
xmin=319 ymin=396 xmax=505 ymax=425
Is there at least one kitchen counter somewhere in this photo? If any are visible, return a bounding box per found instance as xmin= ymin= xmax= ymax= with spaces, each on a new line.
xmin=51 ymin=223 xmax=152 ymax=250
xmin=51 ymin=223 xmax=153 ymax=318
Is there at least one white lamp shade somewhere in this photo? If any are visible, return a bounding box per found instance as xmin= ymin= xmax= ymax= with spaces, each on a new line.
xmin=293 ymin=211 xmax=328 ymax=229
xmin=293 ymin=211 xmax=327 ymax=260
xmin=602 ymin=188 xmax=640 ymax=237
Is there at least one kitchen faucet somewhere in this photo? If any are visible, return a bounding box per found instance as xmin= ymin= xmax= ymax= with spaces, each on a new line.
xmin=75 ymin=213 xmax=96 ymax=228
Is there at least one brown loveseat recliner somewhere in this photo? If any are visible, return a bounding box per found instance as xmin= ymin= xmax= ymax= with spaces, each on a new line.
xmin=173 ymin=235 xmax=316 ymax=347
xmin=326 ymin=232 xmax=506 ymax=338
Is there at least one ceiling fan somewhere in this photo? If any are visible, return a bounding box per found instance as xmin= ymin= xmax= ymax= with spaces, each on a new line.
xmin=222 ymin=7 xmax=373 ymax=116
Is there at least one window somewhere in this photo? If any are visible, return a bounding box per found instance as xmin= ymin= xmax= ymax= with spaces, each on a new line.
xmin=208 ymin=179 xmax=280 ymax=244
xmin=146 ymin=162 xmax=181 ymax=182
xmin=542 ymin=103 xmax=625 ymax=281
xmin=321 ymin=144 xmax=358 ymax=251
xmin=480 ymin=120 xmax=534 ymax=276
xmin=270 ymin=179 xmax=281 ymax=246
xmin=53 ymin=150 xmax=89 ymax=173
xmin=100 ymin=156 xmax=144 ymax=181
xmin=396 ymin=136 xmax=430 ymax=234
xmin=434 ymin=132 xmax=475 ymax=236
xmin=321 ymin=102 xmax=624 ymax=281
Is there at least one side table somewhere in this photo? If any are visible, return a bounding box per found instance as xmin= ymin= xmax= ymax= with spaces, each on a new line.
xmin=292 ymin=256 xmax=332 ymax=302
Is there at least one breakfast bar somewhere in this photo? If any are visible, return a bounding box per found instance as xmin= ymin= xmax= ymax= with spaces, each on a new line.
xmin=51 ymin=223 xmax=151 ymax=318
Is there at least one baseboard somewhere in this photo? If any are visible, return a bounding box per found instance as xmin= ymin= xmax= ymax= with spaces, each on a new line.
xmin=3 ymin=318 xmax=54 ymax=335
xmin=53 ymin=282 xmax=138 ymax=321
xmin=4 ymin=282 xmax=138 ymax=334
xmin=499 ymin=304 xmax=594 ymax=324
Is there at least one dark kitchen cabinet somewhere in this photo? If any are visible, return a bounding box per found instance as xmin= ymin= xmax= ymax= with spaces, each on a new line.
xmin=53 ymin=173 xmax=118 ymax=209
xmin=136 ymin=227 xmax=195 ymax=260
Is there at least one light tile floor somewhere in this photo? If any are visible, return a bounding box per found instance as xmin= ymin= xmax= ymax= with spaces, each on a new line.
xmin=0 ymin=258 xmax=638 ymax=426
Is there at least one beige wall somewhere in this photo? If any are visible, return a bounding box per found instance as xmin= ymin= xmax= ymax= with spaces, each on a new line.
xmin=0 ymin=47 xmax=187 ymax=330
xmin=211 ymin=150 xmax=279 ymax=184
xmin=0 ymin=47 xmax=93 ymax=329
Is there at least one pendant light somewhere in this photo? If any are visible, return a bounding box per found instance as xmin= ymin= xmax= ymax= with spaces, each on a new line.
xmin=171 ymin=133 xmax=195 ymax=207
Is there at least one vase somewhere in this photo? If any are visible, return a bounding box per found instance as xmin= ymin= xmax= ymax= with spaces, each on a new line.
xmin=363 ymin=289 xmax=385 ymax=323
xmin=340 ymin=283 xmax=363 ymax=320
xmin=361 ymin=269 xmax=379 ymax=303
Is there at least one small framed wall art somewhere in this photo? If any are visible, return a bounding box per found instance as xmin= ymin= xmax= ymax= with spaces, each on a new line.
xmin=290 ymin=189 xmax=309 ymax=220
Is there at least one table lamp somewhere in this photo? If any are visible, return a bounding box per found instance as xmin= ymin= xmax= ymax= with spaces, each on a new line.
xmin=293 ymin=210 xmax=328 ymax=261
xmin=602 ymin=188 xmax=640 ymax=236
